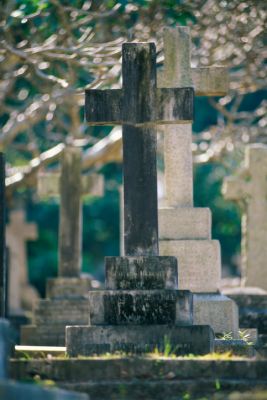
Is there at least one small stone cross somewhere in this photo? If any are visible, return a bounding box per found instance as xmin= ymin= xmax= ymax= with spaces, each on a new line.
xmin=222 ymin=144 xmax=267 ymax=290
xmin=6 ymin=209 xmax=38 ymax=312
xmin=38 ymin=146 xmax=104 ymax=277
xmin=158 ymin=27 xmax=229 ymax=207
xmin=85 ymin=42 xmax=193 ymax=256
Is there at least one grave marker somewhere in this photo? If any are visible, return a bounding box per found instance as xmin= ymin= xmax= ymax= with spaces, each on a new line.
xmin=223 ymin=144 xmax=267 ymax=290
xmin=6 ymin=210 xmax=39 ymax=314
xmin=66 ymin=42 xmax=214 ymax=356
xmin=21 ymin=146 xmax=104 ymax=345
xmin=0 ymin=154 xmax=7 ymax=318
xmin=158 ymin=27 xmax=239 ymax=336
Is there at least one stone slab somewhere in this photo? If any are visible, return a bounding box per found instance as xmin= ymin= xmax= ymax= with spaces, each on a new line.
xmin=224 ymin=292 xmax=267 ymax=333
xmin=159 ymin=207 xmax=211 ymax=240
xmin=0 ymin=318 xmax=11 ymax=379
xmin=0 ymin=381 xmax=88 ymax=400
xmin=66 ymin=325 xmax=214 ymax=356
xmin=89 ymin=290 xmax=192 ymax=326
xmin=21 ymin=324 xmax=66 ymax=346
xmin=214 ymin=339 xmax=255 ymax=357
xmin=193 ymin=294 xmax=239 ymax=337
xmin=105 ymin=256 xmax=178 ymax=290
xmin=46 ymin=277 xmax=92 ymax=299
xmin=159 ymin=240 xmax=221 ymax=292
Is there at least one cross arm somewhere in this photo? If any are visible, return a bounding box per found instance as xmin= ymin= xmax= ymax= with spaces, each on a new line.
xmin=191 ymin=67 xmax=229 ymax=96
xmin=85 ymin=89 xmax=122 ymax=125
xmin=37 ymin=172 xmax=60 ymax=198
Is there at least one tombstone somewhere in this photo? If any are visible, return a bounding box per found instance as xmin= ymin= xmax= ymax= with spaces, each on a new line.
xmin=66 ymin=42 xmax=214 ymax=356
xmin=21 ymin=146 xmax=104 ymax=345
xmin=222 ymin=144 xmax=267 ymax=336
xmin=158 ymin=27 xmax=239 ymax=337
xmin=6 ymin=210 xmax=39 ymax=315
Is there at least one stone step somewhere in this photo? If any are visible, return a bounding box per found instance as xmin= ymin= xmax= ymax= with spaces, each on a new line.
xmin=10 ymin=358 xmax=267 ymax=400
xmin=105 ymin=256 xmax=178 ymax=290
xmin=46 ymin=277 xmax=92 ymax=299
xmin=159 ymin=207 xmax=211 ymax=240
xmin=193 ymin=294 xmax=239 ymax=337
xmin=66 ymin=325 xmax=214 ymax=356
xmin=33 ymin=298 xmax=89 ymax=325
xmin=21 ymin=325 xmax=66 ymax=346
xmin=159 ymin=239 xmax=221 ymax=292
xmin=89 ymin=290 xmax=192 ymax=325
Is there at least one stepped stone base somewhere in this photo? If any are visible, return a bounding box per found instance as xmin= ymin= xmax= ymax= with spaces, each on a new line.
xmin=214 ymin=339 xmax=255 ymax=357
xmin=159 ymin=207 xmax=211 ymax=240
xmin=159 ymin=240 xmax=221 ymax=292
xmin=223 ymin=288 xmax=267 ymax=334
xmin=66 ymin=325 xmax=214 ymax=356
xmin=193 ymin=294 xmax=239 ymax=337
xmin=21 ymin=277 xmax=92 ymax=346
xmin=89 ymin=290 xmax=192 ymax=325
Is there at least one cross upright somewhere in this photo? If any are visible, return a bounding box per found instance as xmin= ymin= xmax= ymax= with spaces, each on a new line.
xmin=222 ymin=144 xmax=267 ymax=290
xmin=157 ymin=27 xmax=229 ymax=207
xmin=0 ymin=153 xmax=6 ymax=318
xmin=38 ymin=146 xmax=104 ymax=277
xmin=85 ymin=42 xmax=193 ymax=256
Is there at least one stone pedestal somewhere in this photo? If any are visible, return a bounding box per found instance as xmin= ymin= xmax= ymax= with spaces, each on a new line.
xmin=21 ymin=277 xmax=92 ymax=346
xmin=159 ymin=207 xmax=239 ymax=336
xmin=66 ymin=256 xmax=214 ymax=356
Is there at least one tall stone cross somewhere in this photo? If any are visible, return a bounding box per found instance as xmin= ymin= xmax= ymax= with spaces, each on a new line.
xmin=38 ymin=146 xmax=104 ymax=277
xmin=85 ymin=42 xmax=193 ymax=256
xmin=6 ymin=209 xmax=38 ymax=313
xmin=158 ymin=27 xmax=228 ymax=208
xmin=222 ymin=144 xmax=267 ymax=290
xmin=0 ymin=153 xmax=7 ymax=318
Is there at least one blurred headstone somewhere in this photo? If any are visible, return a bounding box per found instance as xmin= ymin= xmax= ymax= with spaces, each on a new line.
xmin=21 ymin=146 xmax=104 ymax=345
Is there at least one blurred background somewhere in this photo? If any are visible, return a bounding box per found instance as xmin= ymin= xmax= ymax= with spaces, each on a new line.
xmin=0 ymin=0 xmax=266 ymax=303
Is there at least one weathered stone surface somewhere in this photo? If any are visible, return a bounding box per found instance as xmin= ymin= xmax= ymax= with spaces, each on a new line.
xmin=159 ymin=207 xmax=211 ymax=240
xmin=215 ymin=339 xmax=255 ymax=357
xmin=193 ymin=294 xmax=239 ymax=337
xmin=10 ymin=357 xmax=267 ymax=399
xmin=0 ymin=381 xmax=89 ymax=400
xmin=222 ymin=144 xmax=267 ymax=291
xmin=191 ymin=66 xmax=229 ymax=96
xmin=224 ymin=291 xmax=267 ymax=333
xmin=66 ymin=325 xmax=214 ymax=356
xmin=160 ymin=240 xmax=221 ymax=292
xmin=89 ymin=290 xmax=192 ymax=326
xmin=21 ymin=298 xmax=89 ymax=346
xmin=46 ymin=277 xmax=92 ymax=299
xmin=105 ymin=256 xmax=178 ymax=290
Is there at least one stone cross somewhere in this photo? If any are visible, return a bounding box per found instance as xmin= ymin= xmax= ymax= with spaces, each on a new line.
xmin=0 ymin=153 xmax=6 ymax=318
xmin=6 ymin=209 xmax=38 ymax=313
xmin=38 ymin=146 xmax=104 ymax=277
xmin=158 ymin=27 xmax=228 ymax=207
xmin=85 ymin=42 xmax=193 ymax=256
xmin=222 ymin=144 xmax=267 ymax=290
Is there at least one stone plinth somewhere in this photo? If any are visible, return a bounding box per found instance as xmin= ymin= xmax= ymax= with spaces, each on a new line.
xmin=160 ymin=239 xmax=221 ymax=293
xmin=66 ymin=256 xmax=214 ymax=356
xmin=21 ymin=277 xmax=91 ymax=346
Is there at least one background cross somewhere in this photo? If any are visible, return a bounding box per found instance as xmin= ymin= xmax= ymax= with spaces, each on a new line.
xmin=38 ymin=146 xmax=104 ymax=277
xmin=222 ymin=144 xmax=267 ymax=290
